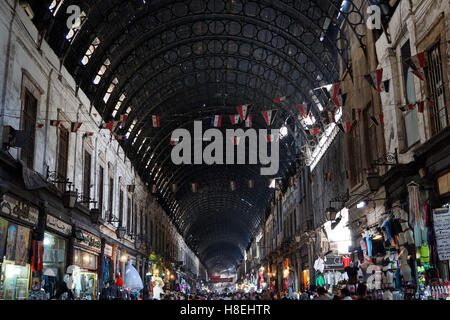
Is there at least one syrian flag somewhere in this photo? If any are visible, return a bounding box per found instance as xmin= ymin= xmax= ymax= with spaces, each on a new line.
xmin=403 ymin=52 xmax=426 ymax=81
xmin=191 ymin=183 xmax=198 ymax=193
xmin=230 ymin=181 xmax=237 ymax=191
xmin=50 ymin=120 xmax=61 ymax=127
xmin=364 ymin=69 xmax=384 ymax=92
xmin=229 ymin=114 xmax=240 ymax=125
xmin=172 ymin=184 xmax=178 ymax=193
xmin=71 ymin=122 xmax=83 ymax=133
xmin=36 ymin=123 xmax=44 ymax=128
xmin=245 ymin=114 xmax=253 ymax=128
xmin=261 ymin=110 xmax=276 ymax=126
xmin=152 ymin=115 xmax=160 ymax=128
xmin=312 ymin=128 xmax=319 ymax=135
xmin=152 ymin=185 xmax=158 ymax=194
xmin=211 ymin=115 xmax=222 ymax=128
xmin=84 ymin=132 xmax=94 ymax=137
xmin=236 ymin=105 xmax=249 ymax=121
xmin=248 ymin=180 xmax=254 ymax=188
xmin=102 ymin=121 xmax=114 ymax=131
xmin=273 ymin=96 xmax=286 ymax=103
xmin=408 ymin=104 xmax=415 ymax=110
xmin=297 ymin=105 xmax=307 ymax=118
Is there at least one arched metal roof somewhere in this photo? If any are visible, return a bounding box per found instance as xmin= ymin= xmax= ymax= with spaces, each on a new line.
xmin=30 ymin=0 xmax=365 ymax=273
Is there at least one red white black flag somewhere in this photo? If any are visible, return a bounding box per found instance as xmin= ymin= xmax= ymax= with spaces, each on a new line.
xmin=273 ymin=96 xmax=286 ymax=103
xmin=261 ymin=110 xmax=276 ymax=126
xmin=211 ymin=115 xmax=222 ymax=128
xmin=245 ymin=114 xmax=253 ymax=128
xmin=364 ymin=69 xmax=384 ymax=93
xmin=248 ymin=180 xmax=254 ymax=188
xmin=230 ymin=181 xmax=237 ymax=191
xmin=229 ymin=114 xmax=240 ymax=125
xmin=50 ymin=120 xmax=61 ymax=127
xmin=152 ymin=115 xmax=160 ymax=128
xmin=71 ymin=122 xmax=83 ymax=133
xmin=236 ymin=105 xmax=249 ymax=121
xmin=297 ymin=105 xmax=307 ymax=119
xmin=403 ymin=52 xmax=426 ymax=81
xmin=191 ymin=183 xmax=198 ymax=193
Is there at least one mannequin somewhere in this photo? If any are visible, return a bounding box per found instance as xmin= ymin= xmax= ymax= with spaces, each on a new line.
xmin=152 ymin=275 xmax=164 ymax=300
xmin=398 ymin=246 xmax=412 ymax=283
xmin=314 ymin=253 xmax=325 ymax=287
xmin=65 ymin=265 xmax=77 ymax=300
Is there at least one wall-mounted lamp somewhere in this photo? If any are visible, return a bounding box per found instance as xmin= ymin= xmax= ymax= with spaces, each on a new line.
xmin=116 ymin=226 xmax=126 ymax=239
xmin=326 ymin=207 xmax=338 ymax=221
xmin=357 ymin=201 xmax=367 ymax=209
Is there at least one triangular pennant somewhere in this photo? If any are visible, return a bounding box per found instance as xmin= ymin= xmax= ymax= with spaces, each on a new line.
xmin=245 ymin=114 xmax=253 ymax=128
xmin=120 ymin=114 xmax=128 ymax=128
xmin=313 ymin=128 xmax=319 ymax=135
xmin=229 ymin=114 xmax=240 ymax=125
xmin=403 ymin=53 xmax=426 ymax=81
xmin=330 ymin=82 xmax=342 ymax=107
xmin=211 ymin=115 xmax=222 ymax=128
xmin=84 ymin=132 xmax=94 ymax=137
xmin=273 ymin=96 xmax=286 ymax=103
xmin=230 ymin=181 xmax=237 ymax=191
xmin=191 ymin=183 xmax=198 ymax=193
xmin=152 ymin=115 xmax=160 ymax=128
xmin=297 ymin=105 xmax=307 ymax=119
xmin=261 ymin=110 xmax=273 ymax=126
xmin=50 ymin=120 xmax=61 ymax=127
xmin=408 ymin=104 xmax=415 ymax=110
xmin=236 ymin=105 xmax=249 ymax=121
xmin=36 ymin=123 xmax=44 ymax=128
xmin=370 ymin=116 xmax=379 ymax=126
xmin=248 ymin=180 xmax=254 ymax=189
xmin=364 ymin=69 xmax=384 ymax=92
xmin=172 ymin=184 xmax=178 ymax=193
xmin=71 ymin=122 xmax=83 ymax=133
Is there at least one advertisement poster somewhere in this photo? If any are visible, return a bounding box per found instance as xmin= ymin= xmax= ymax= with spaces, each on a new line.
xmin=5 ymin=224 xmax=17 ymax=261
xmin=15 ymin=226 xmax=30 ymax=266
xmin=0 ymin=217 xmax=8 ymax=261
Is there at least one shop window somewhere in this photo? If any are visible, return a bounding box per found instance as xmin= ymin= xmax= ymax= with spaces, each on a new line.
xmin=426 ymin=42 xmax=448 ymax=135
xmin=43 ymin=232 xmax=66 ymax=299
xmin=20 ymin=89 xmax=37 ymax=169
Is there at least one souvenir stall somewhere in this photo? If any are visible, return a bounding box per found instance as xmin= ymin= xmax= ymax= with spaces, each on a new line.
xmin=40 ymin=214 xmax=71 ymax=299
xmin=71 ymin=229 xmax=101 ymax=300
xmin=0 ymin=194 xmax=38 ymax=300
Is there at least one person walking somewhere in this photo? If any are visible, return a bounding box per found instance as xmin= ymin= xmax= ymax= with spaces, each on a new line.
xmin=314 ymin=287 xmax=332 ymax=300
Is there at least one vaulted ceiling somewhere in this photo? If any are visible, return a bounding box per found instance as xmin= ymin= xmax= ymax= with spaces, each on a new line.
xmin=29 ymin=0 xmax=365 ymax=273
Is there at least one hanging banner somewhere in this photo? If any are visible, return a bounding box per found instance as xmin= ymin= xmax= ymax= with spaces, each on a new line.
xmin=433 ymin=208 xmax=450 ymax=260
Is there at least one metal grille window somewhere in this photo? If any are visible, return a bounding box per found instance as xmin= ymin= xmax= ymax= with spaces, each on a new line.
xmin=108 ymin=177 xmax=114 ymax=221
xmin=119 ymin=189 xmax=124 ymax=226
xmin=98 ymin=166 xmax=104 ymax=216
xmin=83 ymin=151 xmax=91 ymax=204
xmin=427 ymin=42 xmax=448 ymax=135
xmin=57 ymin=127 xmax=69 ymax=192
xmin=127 ymin=197 xmax=131 ymax=234
xmin=21 ymin=90 xmax=37 ymax=168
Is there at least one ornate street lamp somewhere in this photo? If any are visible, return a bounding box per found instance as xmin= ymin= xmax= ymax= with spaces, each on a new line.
xmin=116 ymin=226 xmax=126 ymax=239
xmin=89 ymin=208 xmax=101 ymax=224
xmin=63 ymin=189 xmax=78 ymax=208
xmin=366 ymin=172 xmax=382 ymax=193
xmin=325 ymin=207 xmax=338 ymax=221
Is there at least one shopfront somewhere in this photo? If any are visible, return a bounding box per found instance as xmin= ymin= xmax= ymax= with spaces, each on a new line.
xmin=72 ymin=229 xmax=101 ymax=300
xmin=41 ymin=214 xmax=71 ymax=299
xmin=0 ymin=193 xmax=38 ymax=300
xmin=102 ymin=243 xmax=114 ymax=285
xmin=300 ymin=246 xmax=309 ymax=291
